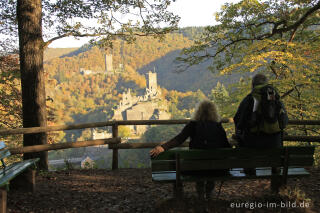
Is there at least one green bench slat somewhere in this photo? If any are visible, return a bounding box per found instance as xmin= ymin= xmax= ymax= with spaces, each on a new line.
xmin=152 ymin=160 xmax=176 ymax=172
xmin=151 ymin=146 xmax=315 ymax=187
xmin=152 ymin=156 xmax=314 ymax=172
xmin=285 ymin=146 xmax=315 ymax=155
xmin=152 ymin=167 xmax=310 ymax=183
xmin=181 ymin=158 xmax=283 ymax=171
xmin=152 ymin=157 xmax=284 ymax=172
xmin=153 ymin=146 xmax=315 ymax=161
xmin=288 ymin=156 xmax=314 ymax=167
xmin=153 ymin=148 xmax=283 ymax=160
xmin=0 ymin=158 xmax=39 ymax=188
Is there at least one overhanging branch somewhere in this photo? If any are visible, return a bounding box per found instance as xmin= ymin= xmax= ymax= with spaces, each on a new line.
xmin=215 ymin=1 xmax=320 ymax=58
xmin=43 ymin=30 xmax=170 ymax=49
xmin=274 ymin=1 xmax=320 ymax=35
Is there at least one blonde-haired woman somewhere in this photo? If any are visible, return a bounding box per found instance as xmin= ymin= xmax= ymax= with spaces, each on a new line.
xmin=150 ymin=100 xmax=230 ymax=200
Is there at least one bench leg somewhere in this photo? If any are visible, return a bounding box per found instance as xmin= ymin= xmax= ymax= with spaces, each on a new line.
xmin=173 ymin=183 xmax=183 ymax=199
xmin=0 ymin=188 xmax=6 ymax=213
xmin=271 ymin=175 xmax=283 ymax=193
xmin=11 ymin=169 xmax=36 ymax=192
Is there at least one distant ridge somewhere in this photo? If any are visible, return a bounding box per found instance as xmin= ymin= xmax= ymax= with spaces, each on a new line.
xmin=44 ymin=27 xmax=244 ymax=95
xmin=138 ymin=49 xmax=243 ymax=94
xmin=44 ymin=47 xmax=79 ymax=61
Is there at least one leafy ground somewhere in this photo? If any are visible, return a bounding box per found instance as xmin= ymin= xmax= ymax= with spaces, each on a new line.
xmin=7 ymin=167 xmax=320 ymax=213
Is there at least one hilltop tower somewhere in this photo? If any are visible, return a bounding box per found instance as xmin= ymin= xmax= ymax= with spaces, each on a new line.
xmin=105 ymin=54 xmax=113 ymax=74
xmin=147 ymin=71 xmax=157 ymax=93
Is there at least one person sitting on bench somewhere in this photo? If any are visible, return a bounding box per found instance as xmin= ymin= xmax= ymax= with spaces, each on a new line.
xmin=233 ymin=73 xmax=289 ymax=174
xmin=150 ymin=100 xmax=231 ymax=200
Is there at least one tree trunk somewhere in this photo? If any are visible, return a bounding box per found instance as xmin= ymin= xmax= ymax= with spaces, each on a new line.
xmin=17 ymin=0 xmax=48 ymax=170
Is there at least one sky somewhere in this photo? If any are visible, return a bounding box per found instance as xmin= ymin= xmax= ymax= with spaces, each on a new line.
xmin=48 ymin=0 xmax=239 ymax=48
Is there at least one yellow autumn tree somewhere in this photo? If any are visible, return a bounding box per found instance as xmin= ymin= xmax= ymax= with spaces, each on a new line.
xmin=177 ymin=0 xmax=320 ymax=137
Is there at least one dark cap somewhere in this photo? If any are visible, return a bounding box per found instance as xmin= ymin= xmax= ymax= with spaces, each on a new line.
xmin=252 ymin=74 xmax=268 ymax=88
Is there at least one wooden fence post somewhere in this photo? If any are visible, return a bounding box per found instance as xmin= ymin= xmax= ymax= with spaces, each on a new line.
xmin=112 ymin=124 xmax=119 ymax=170
xmin=0 ymin=188 xmax=6 ymax=213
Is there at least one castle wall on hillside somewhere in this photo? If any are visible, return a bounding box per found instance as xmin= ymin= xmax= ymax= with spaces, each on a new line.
xmin=80 ymin=54 xmax=123 ymax=76
xmin=92 ymin=129 xmax=112 ymax=140
xmin=112 ymin=71 xmax=170 ymax=136
xmin=147 ymin=71 xmax=157 ymax=94
xmin=105 ymin=54 xmax=113 ymax=74
xmin=91 ymin=71 xmax=170 ymax=139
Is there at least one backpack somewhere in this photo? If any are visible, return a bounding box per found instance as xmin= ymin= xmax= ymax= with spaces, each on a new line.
xmin=249 ymin=84 xmax=286 ymax=134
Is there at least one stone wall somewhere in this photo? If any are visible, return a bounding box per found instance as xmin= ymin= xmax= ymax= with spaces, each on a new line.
xmin=92 ymin=129 xmax=112 ymax=140
xmin=105 ymin=54 xmax=113 ymax=73
xmin=110 ymin=71 xmax=170 ymax=135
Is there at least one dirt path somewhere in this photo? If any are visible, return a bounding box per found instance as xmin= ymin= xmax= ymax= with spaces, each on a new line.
xmin=8 ymin=168 xmax=320 ymax=212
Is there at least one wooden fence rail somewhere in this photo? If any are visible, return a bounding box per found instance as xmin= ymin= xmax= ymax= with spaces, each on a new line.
xmin=109 ymin=142 xmax=188 ymax=149
xmin=0 ymin=119 xmax=319 ymax=170
xmin=0 ymin=119 xmax=192 ymax=135
xmin=8 ymin=135 xmax=320 ymax=154
xmin=108 ymin=135 xmax=320 ymax=150
xmin=0 ymin=119 xmax=319 ymax=136
xmin=9 ymin=137 xmax=121 ymax=155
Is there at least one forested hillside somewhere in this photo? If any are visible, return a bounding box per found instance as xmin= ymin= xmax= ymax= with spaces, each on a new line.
xmin=44 ymin=31 xmax=238 ymax=146
xmin=42 ymin=30 xmax=242 ymax=166
xmin=45 ymin=33 xmax=193 ymax=74
xmin=44 ymin=28 xmax=243 ymax=97
xmin=44 ymin=48 xmax=78 ymax=62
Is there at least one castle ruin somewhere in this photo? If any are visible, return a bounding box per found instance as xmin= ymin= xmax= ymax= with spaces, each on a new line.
xmin=80 ymin=54 xmax=122 ymax=75
xmin=91 ymin=70 xmax=170 ymax=139
xmin=105 ymin=54 xmax=113 ymax=74
xmin=111 ymin=71 xmax=170 ymax=135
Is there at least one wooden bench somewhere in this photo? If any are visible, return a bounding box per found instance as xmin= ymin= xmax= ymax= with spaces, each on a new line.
xmin=0 ymin=141 xmax=39 ymax=213
xmin=151 ymin=146 xmax=315 ymax=198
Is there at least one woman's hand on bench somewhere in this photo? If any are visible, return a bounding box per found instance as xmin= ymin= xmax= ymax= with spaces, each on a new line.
xmin=150 ymin=146 xmax=164 ymax=157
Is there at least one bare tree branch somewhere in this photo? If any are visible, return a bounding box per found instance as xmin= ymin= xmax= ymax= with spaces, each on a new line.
xmin=281 ymin=84 xmax=305 ymax=99
xmin=43 ymin=30 xmax=169 ymax=49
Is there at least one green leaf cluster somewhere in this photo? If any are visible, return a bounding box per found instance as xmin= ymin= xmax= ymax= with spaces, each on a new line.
xmin=177 ymin=0 xmax=320 ymax=137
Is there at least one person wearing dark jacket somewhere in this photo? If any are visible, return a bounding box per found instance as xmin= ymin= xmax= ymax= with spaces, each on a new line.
xmin=233 ymin=74 xmax=288 ymax=174
xmin=234 ymin=74 xmax=288 ymax=148
xmin=150 ymin=100 xmax=230 ymax=200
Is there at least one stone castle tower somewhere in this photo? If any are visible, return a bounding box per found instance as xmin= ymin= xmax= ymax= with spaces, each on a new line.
xmin=110 ymin=71 xmax=169 ymax=135
xmin=105 ymin=54 xmax=113 ymax=74
xmin=147 ymin=71 xmax=157 ymax=94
